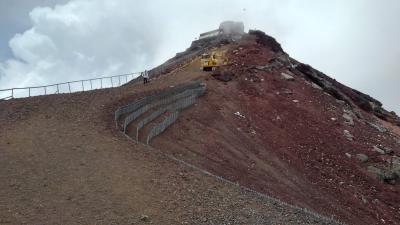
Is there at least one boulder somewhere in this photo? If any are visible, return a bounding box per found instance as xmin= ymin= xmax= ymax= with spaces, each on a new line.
xmin=343 ymin=130 xmax=354 ymax=141
xmin=255 ymin=55 xmax=292 ymax=73
xmin=255 ymin=65 xmax=272 ymax=72
xmin=373 ymin=146 xmax=385 ymax=154
xmin=356 ymin=154 xmax=369 ymax=162
xmin=255 ymin=64 xmax=277 ymax=72
xmin=384 ymin=147 xmax=393 ymax=154
xmin=342 ymin=113 xmax=355 ymax=126
xmin=281 ymin=73 xmax=295 ymax=81
xmin=383 ymin=172 xmax=398 ymax=184
xmin=336 ymin=99 xmax=346 ymax=105
xmin=367 ymin=166 xmax=398 ymax=184
xmin=282 ymin=89 xmax=293 ymax=95
xmin=311 ymin=82 xmax=323 ymax=90
xmin=367 ymin=122 xmax=387 ymax=133
xmin=140 ymin=215 xmax=149 ymax=222
xmin=368 ymin=165 xmax=382 ymax=175
xmin=373 ymin=145 xmax=393 ymax=154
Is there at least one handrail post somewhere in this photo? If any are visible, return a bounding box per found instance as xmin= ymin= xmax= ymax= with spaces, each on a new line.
xmin=90 ymin=79 xmax=93 ymax=90
xmin=81 ymin=81 xmax=84 ymax=91
xmin=11 ymin=89 xmax=13 ymax=98
xmin=56 ymin=84 xmax=59 ymax=94
xmin=44 ymin=87 xmax=47 ymax=95
xmin=100 ymin=79 xmax=103 ymax=88
xmin=118 ymin=76 xmax=121 ymax=86
xmin=68 ymin=83 xmax=71 ymax=93
xmin=110 ymin=77 xmax=113 ymax=87
xmin=29 ymin=88 xmax=31 ymax=97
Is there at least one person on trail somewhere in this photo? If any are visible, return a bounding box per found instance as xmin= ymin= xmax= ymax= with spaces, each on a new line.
xmin=142 ymin=70 xmax=149 ymax=84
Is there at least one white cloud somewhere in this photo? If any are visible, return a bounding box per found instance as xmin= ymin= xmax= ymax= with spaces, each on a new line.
xmin=0 ymin=0 xmax=167 ymax=89
xmin=0 ymin=0 xmax=399 ymax=113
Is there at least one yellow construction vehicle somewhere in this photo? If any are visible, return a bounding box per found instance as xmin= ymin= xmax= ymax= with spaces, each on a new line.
xmin=201 ymin=50 xmax=227 ymax=71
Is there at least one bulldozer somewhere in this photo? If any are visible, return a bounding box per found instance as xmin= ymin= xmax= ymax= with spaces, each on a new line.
xmin=200 ymin=50 xmax=227 ymax=71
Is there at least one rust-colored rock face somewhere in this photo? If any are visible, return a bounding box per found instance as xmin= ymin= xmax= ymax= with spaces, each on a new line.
xmin=152 ymin=32 xmax=400 ymax=225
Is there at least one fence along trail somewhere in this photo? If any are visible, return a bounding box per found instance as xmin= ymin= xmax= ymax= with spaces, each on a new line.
xmin=0 ymin=72 xmax=142 ymax=100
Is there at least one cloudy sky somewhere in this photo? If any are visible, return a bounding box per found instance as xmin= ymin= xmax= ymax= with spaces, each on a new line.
xmin=0 ymin=0 xmax=399 ymax=113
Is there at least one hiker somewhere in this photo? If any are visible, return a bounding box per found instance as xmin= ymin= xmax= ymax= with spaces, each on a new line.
xmin=142 ymin=70 xmax=149 ymax=84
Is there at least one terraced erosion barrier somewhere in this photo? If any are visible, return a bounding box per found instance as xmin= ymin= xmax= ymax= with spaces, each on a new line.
xmin=115 ymin=81 xmax=206 ymax=144
xmin=114 ymin=81 xmax=203 ymax=121
xmin=122 ymin=87 xmax=205 ymax=133
xmin=147 ymin=111 xmax=180 ymax=144
xmin=137 ymin=95 xmax=196 ymax=142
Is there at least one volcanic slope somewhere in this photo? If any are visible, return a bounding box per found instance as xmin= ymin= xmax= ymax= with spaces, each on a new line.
xmin=0 ymin=50 xmax=341 ymax=224
xmin=149 ymin=32 xmax=400 ymax=225
xmin=1 ymin=30 xmax=400 ymax=225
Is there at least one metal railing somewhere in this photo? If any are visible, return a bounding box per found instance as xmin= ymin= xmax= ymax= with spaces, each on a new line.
xmin=0 ymin=72 xmax=142 ymax=100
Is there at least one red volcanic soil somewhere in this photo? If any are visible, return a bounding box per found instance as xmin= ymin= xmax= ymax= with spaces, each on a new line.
xmin=0 ymin=48 xmax=342 ymax=224
xmin=152 ymin=35 xmax=400 ymax=225
xmin=1 ymin=31 xmax=399 ymax=225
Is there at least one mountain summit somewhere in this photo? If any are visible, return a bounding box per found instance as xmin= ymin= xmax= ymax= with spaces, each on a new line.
xmin=149 ymin=25 xmax=400 ymax=225
xmin=1 ymin=24 xmax=399 ymax=225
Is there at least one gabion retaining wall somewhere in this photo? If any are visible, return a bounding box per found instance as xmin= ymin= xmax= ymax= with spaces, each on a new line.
xmin=115 ymin=81 xmax=206 ymax=144
xmin=136 ymin=95 xmax=198 ymax=141
xmin=114 ymin=81 xmax=203 ymax=121
xmin=146 ymin=111 xmax=180 ymax=145
xmin=144 ymin=91 xmax=204 ymax=144
xmin=123 ymin=86 xmax=206 ymax=133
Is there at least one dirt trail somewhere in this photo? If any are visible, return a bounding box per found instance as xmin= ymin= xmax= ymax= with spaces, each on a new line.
xmin=0 ymin=57 xmax=339 ymax=224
